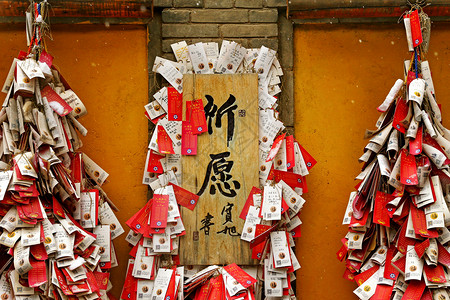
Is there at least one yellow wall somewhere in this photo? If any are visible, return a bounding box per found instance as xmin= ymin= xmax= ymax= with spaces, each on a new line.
xmin=294 ymin=23 xmax=450 ymax=299
xmin=0 ymin=24 xmax=148 ymax=297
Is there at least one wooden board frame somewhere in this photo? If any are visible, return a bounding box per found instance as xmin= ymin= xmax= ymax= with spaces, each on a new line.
xmin=0 ymin=0 xmax=153 ymax=23
xmin=180 ymin=74 xmax=259 ymax=265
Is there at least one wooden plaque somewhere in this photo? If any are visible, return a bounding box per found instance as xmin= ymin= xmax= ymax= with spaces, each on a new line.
xmin=180 ymin=74 xmax=259 ymax=265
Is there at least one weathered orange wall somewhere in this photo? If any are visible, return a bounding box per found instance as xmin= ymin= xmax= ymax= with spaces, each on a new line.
xmin=0 ymin=24 xmax=148 ymax=297
xmin=294 ymin=23 xmax=450 ymax=299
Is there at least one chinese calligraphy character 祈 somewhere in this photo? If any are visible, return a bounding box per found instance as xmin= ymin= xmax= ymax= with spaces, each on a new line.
xmin=217 ymin=225 xmax=240 ymax=236
xmin=204 ymin=94 xmax=237 ymax=147
xmin=200 ymin=213 xmax=215 ymax=235
xmin=221 ymin=202 xmax=234 ymax=225
xmin=197 ymin=152 xmax=241 ymax=197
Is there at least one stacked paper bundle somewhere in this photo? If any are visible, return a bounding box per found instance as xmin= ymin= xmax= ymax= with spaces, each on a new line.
xmin=121 ymin=40 xmax=317 ymax=299
xmin=338 ymin=7 xmax=450 ymax=300
xmin=0 ymin=2 xmax=123 ymax=299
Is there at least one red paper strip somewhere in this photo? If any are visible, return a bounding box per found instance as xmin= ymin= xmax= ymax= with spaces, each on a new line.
xmin=181 ymin=121 xmax=198 ymax=156
xmin=190 ymin=99 xmax=208 ymax=134
xmin=147 ymin=151 xmax=165 ymax=174
xmin=157 ymin=125 xmax=175 ymax=154
xmin=28 ymin=259 xmax=47 ymax=288
xmin=224 ymin=263 xmax=257 ymax=288
xmin=167 ymin=86 xmax=183 ymax=121
xmin=400 ymin=149 xmax=418 ymax=185
xmin=409 ymin=10 xmax=423 ymax=47
xmin=169 ymin=183 xmax=199 ymax=211
xmin=266 ymin=134 xmax=286 ymax=162
xmin=392 ymin=98 xmax=409 ymax=134
xmin=298 ymin=142 xmax=317 ymax=170
xmin=285 ymin=135 xmax=295 ymax=170
xmin=373 ymin=191 xmax=393 ymax=227
xmin=239 ymin=186 xmax=262 ymax=220
xmin=150 ymin=194 xmax=169 ymax=229
xmin=40 ymin=85 xmax=73 ymax=116
xmin=402 ymin=279 xmax=425 ymax=299
xmin=409 ymin=125 xmax=423 ymax=155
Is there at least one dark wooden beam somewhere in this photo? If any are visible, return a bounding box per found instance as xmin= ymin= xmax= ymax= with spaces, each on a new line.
xmin=288 ymin=0 xmax=448 ymax=10
xmin=0 ymin=0 xmax=153 ymax=20
xmin=288 ymin=0 xmax=450 ymax=21
xmin=290 ymin=5 xmax=450 ymax=20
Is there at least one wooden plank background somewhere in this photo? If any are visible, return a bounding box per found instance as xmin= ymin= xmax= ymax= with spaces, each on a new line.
xmin=180 ymin=74 xmax=259 ymax=265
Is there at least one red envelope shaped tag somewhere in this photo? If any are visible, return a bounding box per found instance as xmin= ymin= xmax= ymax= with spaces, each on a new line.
xmin=266 ymin=134 xmax=286 ymax=162
xmin=354 ymin=265 xmax=380 ymax=286
xmin=392 ymin=255 xmax=406 ymax=274
xmin=28 ymin=259 xmax=47 ymax=288
xmin=167 ymin=86 xmax=183 ymax=121
xmin=437 ymin=242 xmax=450 ymax=268
xmin=150 ymin=194 xmax=169 ymax=229
xmin=421 ymin=289 xmax=433 ymax=300
xmin=17 ymin=50 xmax=27 ymax=60
xmin=298 ymin=142 xmax=317 ymax=170
xmin=209 ymin=274 xmax=224 ymax=300
xmin=21 ymin=197 xmax=44 ymax=219
xmin=120 ymin=261 xmax=138 ymax=300
xmin=250 ymin=224 xmax=276 ymax=249
xmin=342 ymin=269 xmax=354 ymax=282
xmin=40 ymin=85 xmax=73 ymax=116
xmin=403 ymin=279 xmax=425 ymax=299
xmin=71 ymin=152 xmax=83 ymax=184
xmin=349 ymin=207 xmax=370 ymax=228
xmin=164 ymin=271 xmax=177 ymax=300
xmin=409 ymin=10 xmax=423 ymax=47
xmin=373 ymin=191 xmax=393 ymax=227
xmin=423 ymin=264 xmax=447 ymax=283
xmin=0 ymin=204 xmax=9 ymax=216
xmin=400 ymin=149 xmax=418 ymax=185
xmin=272 ymin=170 xmax=306 ymax=192
xmin=251 ymin=239 xmax=266 ymax=260
xmin=169 ymin=183 xmax=199 ymax=210
xmin=409 ymin=125 xmax=423 ymax=155
xmin=239 ymin=186 xmax=262 ymax=220
xmin=372 ymin=284 xmax=394 ymax=300
xmin=281 ymin=197 xmax=289 ymax=215
xmin=39 ymin=50 xmax=53 ymax=67
xmin=223 ymin=263 xmax=257 ymax=288
xmin=285 ymin=135 xmax=295 ymax=170
xmin=414 ymin=238 xmax=430 ymax=258
xmin=392 ymin=98 xmax=409 ymax=134
xmin=31 ymin=243 xmax=48 ymax=261
xmin=383 ymin=246 xmax=399 ymax=281
xmin=336 ymin=245 xmax=347 ymax=262
xmin=147 ymin=151 xmax=165 ymax=174
xmin=53 ymin=196 xmax=66 ymax=218
xmin=126 ymin=200 xmax=152 ymax=235
xmin=396 ymin=221 xmax=416 ymax=254
xmin=346 ymin=260 xmax=362 ymax=273
xmin=410 ymin=205 xmax=437 ymax=238
xmin=190 ymin=99 xmax=208 ymax=134
xmin=181 ymin=121 xmax=197 ymax=155
xmin=157 ymin=125 xmax=175 ymax=154
xmin=54 ymin=264 xmax=74 ymax=295
xmin=195 ymin=281 xmax=211 ymax=300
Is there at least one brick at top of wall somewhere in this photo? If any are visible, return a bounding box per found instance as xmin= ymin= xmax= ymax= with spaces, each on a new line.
xmin=191 ymin=9 xmax=248 ymax=23
xmin=173 ymin=0 xmax=203 ymax=7
xmin=203 ymin=0 xmax=233 ymax=8
xmin=162 ymin=24 xmax=219 ymax=38
xmin=220 ymin=23 xmax=277 ymax=38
